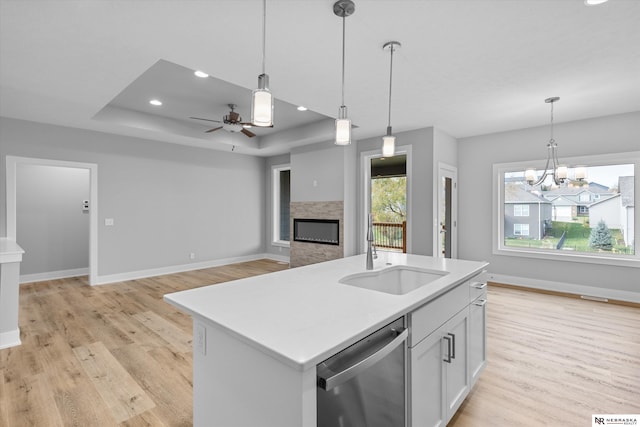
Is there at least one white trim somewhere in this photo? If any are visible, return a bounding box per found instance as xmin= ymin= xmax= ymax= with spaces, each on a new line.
xmin=272 ymin=164 xmax=291 ymax=246
xmin=435 ymin=162 xmax=458 ymax=258
xmin=20 ymin=268 xmax=89 ymax=284
xmin=488 ymin=273 xmax=640 ymax=304
xmin=94 ymin=253 xmax=288 ymax=285
xmin=493 ymin=152 xmax=639 ymax=268
xmin=0 ymin=328 xmax=21 ymax=350
xmin=6 ymin=156 xmax=99 ymax=285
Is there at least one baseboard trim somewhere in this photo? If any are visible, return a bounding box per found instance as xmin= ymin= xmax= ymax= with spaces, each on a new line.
xmin=0 ymin=328 xmax=21 ymax=350
xmin=94 ymin=253 xmax=290 ymax=286
xmin=488 ymin=273 xmax=640 ymax=307
xmin=20 ymin=268 xmax=89 ymax=284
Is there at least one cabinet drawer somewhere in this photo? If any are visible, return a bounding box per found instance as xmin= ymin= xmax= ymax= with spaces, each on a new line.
xmin=469 ymin=271 xmax=488 ymax=302
xmin=409 ymin=283 xmax=469 ymax=347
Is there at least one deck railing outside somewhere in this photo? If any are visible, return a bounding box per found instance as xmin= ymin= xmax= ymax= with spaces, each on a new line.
xmin=373 ymin=221 xmax=406 ymax=253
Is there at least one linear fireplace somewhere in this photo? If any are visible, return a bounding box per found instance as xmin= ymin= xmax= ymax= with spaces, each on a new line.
xmin=293 ymin=219 xmax=339 ymax=246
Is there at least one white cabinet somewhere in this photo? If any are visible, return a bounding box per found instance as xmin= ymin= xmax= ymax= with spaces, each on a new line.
xmin=409 ymin=271 xmax=487 ymax=426
xmin=410 ymin=308 xmax=469 ymax=426
xmin=469 ymin=280 xmax=487 ymax=385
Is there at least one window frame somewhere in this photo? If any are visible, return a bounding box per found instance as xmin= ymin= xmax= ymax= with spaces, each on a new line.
xmin=513 ymin=223 xmax=530 ymax=236
xmin=493 ymin=151 xmax=639 ymax=268
xmin=513 ymin=205 xmax=530 ymax=217
xmin=272 ymin=164 xmax=291 ymax=247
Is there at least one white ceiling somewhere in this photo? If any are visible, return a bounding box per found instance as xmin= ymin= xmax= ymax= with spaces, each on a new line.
xmin=1 ymin=0 xmax=639 ymax=157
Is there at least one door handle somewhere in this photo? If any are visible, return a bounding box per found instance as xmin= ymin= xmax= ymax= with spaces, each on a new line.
xmin=317 ymin=328 xmax=408 ymax=391
xmin=471 ymin=282 xmax=487 ymax=289
xmin=474 ymin=299 xmax=487 ymax=307
xmin=448 ymin=333 xmax=456 ymax=359
xmin=443 ymin=335 xmax=452 ymax=363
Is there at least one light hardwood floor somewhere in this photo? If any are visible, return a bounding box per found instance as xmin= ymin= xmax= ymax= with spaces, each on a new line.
xmin=1 ymin=260 xmax=638 ymax=426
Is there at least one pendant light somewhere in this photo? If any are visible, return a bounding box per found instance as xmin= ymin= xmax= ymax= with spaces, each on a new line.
xmin=525 ymin=97 xmax=585 ymax=186
xmin=251 ymin=0 xmax=274 ymax=127
xmin=382 ymin=41 xmax=401 ymax=157
xmin=333 ymin=0 xmax=355 ymax=145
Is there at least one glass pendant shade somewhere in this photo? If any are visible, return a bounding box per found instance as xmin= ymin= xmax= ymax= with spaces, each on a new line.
xmin=556 ymin=165 xmax=568 ymax=181
xmin=335 ymin=105 xmax=351 ymax=145
xmin=525 ymin=168 xmax=537 ymax=183
xmin=251 ymin=75 xmax=273 ymax=127
xmin=382 ymin=135 xmax=396 ymax=157
xmin=335 ymin=119 xmax=351 ymax=145
xmin=575 ymin=166 xmax=587 ymax=181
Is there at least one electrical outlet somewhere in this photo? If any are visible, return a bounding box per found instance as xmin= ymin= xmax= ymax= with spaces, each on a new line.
xmin=190 ymin=252 xmax=196 ymax=260
xmin=195 ymin=323 xmax=206 ymax=355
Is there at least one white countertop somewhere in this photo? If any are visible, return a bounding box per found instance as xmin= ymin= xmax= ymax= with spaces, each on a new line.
xmin=164 ymin=253 xmax=488 ymax=371
xmin=0 ymin=238 xmax=25 ymax=264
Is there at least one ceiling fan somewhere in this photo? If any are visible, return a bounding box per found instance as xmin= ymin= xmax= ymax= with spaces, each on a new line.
xmin=190 ymin=104 xmax=256 ymax=138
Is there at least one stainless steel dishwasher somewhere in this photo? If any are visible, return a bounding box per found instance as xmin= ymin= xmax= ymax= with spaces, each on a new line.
xmin=316 ymin=317 xmax=407 ymax=427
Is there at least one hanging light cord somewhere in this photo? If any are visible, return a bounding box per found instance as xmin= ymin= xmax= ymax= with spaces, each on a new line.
xmin=387 ymin=44 xmax=395 ymax=130
xmin=341 ymin=11 xmax=346 ymax=106
xmin=549 ymin=99 xmax=555 ymax=143
xmin=261 ymin=0 xmax=266 ymax=75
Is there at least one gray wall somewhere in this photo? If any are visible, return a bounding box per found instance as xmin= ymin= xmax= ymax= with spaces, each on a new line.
xmin=290 ymin=142 xmax=347 ymax=202
xmin=1 ymin=117 xmax=266 ymax=278
xmin=458 ymin=111 xmax=640 ymax=293
xmin=17 ymin=164 xmax=90 ymax=275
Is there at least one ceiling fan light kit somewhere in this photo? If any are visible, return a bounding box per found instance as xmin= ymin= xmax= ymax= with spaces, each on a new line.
xmin=334 ymin=0 xmax=355 ymax=146
xmin=251 ymin=0 xmax=274 ymax=127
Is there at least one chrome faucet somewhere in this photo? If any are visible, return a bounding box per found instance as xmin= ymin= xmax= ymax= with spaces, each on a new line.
xmin=366 ymin=214 xmax=377 ymax=270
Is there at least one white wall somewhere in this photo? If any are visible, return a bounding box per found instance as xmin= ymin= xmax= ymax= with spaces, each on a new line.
xmin=17 ymin=164 xmax=90 ymax=276
xmin=458 ymin=111 xmax=640 ymax=295
xmin=1 ymin=117 xmax=266 ymax=282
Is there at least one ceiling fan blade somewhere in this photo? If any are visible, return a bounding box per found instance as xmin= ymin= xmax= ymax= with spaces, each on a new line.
xmin=190 ymin=116 xmax=222 ymax=123
xmin=241 ymin=128 xmax=256 ymax=138
xmin=205 ymin=126 xmax=223 ymax=133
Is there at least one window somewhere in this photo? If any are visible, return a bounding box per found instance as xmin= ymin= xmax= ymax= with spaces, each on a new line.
xmin=514 ymin=224 xmax=529 ymax=236
xmin=493 ymin=153 xmax=639 ymax=267
xmin=272 ymin=165 xmax=290 ymax=245
xmin=513 ymin=205 xmax=529 ymax=217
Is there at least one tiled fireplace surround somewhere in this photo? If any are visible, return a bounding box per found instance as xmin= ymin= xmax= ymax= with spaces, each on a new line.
xmin=290 ymin=201 xmax=344 ymax=268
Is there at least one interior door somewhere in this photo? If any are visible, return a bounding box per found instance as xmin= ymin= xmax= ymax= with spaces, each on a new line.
xmin=437 ymin=164 xmax=458 ymax=258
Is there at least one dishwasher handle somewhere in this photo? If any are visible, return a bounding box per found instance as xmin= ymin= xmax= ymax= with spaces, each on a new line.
xmin=318 ymin=327 xmax=408 ymax=391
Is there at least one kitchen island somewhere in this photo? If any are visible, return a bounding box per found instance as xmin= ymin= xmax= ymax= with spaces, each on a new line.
xmin=164 ymin=253 xmax=488 ymax=427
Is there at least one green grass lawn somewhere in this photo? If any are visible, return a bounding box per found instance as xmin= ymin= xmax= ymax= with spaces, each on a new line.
xmin=505 ymin=221 xmax=633 ymax=254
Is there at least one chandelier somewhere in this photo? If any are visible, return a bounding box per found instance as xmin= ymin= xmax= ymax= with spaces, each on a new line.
xmin=525 ymin=97 xmax=586 ymax=186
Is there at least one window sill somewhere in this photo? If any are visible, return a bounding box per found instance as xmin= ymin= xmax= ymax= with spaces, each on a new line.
xmin=272 ymin=240 xmax=290 ymax=248
xmin=494 ymin=246 xmax=640 ymax=268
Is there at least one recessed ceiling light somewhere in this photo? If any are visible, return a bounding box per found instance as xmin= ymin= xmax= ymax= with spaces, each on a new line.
xmin=194 ymin=70 xmax=209 ymax=78
xmin=149 ymin=99 xmax=163 ymax=106
xmin=584 ymin=0 xmax=608 ymax=5
xmin=297 ymin=106 xmax=308 ymax=111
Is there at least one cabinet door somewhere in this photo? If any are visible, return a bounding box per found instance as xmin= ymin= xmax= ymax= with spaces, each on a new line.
xmin=444 ymin=308 xmax=469 ymax=421
xmin=410 ymin=329 xmax=446 ymax=427
xmin=469 ymin=297 xmax=487 ymax=385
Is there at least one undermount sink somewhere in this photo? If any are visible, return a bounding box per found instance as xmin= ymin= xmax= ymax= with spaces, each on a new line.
xmin=339 ymin=265 xmax=449 ymax=295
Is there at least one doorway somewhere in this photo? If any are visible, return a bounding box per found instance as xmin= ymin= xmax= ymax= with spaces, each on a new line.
xmin=436 ymin=163 xmax=458 ymax=258
xmin=362 ymin=146 xmax=412 ymax=254
xmin=6 ymin=156 xmax=98 ymax=285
